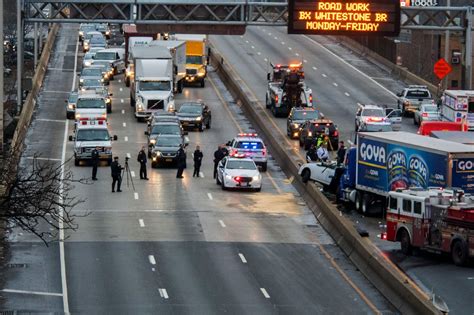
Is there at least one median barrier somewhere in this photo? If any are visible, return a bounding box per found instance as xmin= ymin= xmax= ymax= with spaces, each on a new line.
xmin=209 ymin=43 xmax=440 ymax=315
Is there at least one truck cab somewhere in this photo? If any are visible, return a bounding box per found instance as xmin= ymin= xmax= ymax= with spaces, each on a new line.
xmin=174 ymin=34 xmax=207 ymax=88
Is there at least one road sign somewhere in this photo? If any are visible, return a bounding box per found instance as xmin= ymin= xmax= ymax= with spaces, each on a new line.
xmin=288 ymin=0 xmax=401 ymax=36
xmin=433 ymin=58 xmax=452 ymax=80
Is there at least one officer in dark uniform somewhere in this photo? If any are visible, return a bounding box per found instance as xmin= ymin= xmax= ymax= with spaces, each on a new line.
xmin=193 ymin=145 xmax=203 ymax=177
xmin=110 ymin=156 xmax=124 ymax=192
xmin=137 ymin=146 xmax=149 ymax=180
xmin=176 ymin=144 xmax=187 ymax=178
xmin=91 ymin=146 xmax=100 ymax=180
xmin=337 ymin=141 xmax=346 ymax=164
xmin=306 ymin=144 xmax=318 ymax=162
xmin=213 ymin=145 xmax=225 ymax=179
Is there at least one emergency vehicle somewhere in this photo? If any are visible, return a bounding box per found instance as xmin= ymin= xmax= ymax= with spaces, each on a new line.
xmin=383 ymin=187 xmax=474 ymax=266
xmin=439 ymin=90 xmax=474 ymax=130
xmin=74 ymin=91 xmax=108 ymax=121
xmin=226 ymin=133 xmax=268 ymax=172
xmin=69 ymin=118 xmax=117 ymax=166
xmin=216 ymin=155 xmax=262 ymax=192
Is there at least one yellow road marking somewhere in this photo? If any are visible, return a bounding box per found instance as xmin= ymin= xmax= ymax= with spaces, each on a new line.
xmin=208 ymin=75 xmax=243 ymax=134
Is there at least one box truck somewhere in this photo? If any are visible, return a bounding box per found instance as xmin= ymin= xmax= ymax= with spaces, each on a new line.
xmin=126 ymin=45 xmax=171 ymax=87
xmin=174 ymin=34 xmax=207 ymax=87
xmin=149 ymin=40 xmax=186 ymax=93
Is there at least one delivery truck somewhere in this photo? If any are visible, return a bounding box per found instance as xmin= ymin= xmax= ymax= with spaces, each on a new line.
xmin=338 ymin=132 xmax=474 ymax=214
xmin=174 ymin=34 xmax=207 ymax=87
xmin=149 ymin=40 xmax=186 ymax=93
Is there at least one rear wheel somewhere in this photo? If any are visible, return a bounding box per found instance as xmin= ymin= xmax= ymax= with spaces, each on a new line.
xmin=74 ymin=159 xmax=80 ymax=166
xmin=361 ymin=194 xmax=371 ymax=214
xmin=216 ymin=175 xmax=221 ymax=185
xmin=452 ymin=240 xmax=469 ymax=266
xmin=355 ymin=191 xmax=363 ymax=213
xmin=200 ymin=80 xmax=205 ymax=88
xmin=301 ymin=168 xmax=311 ymax=183
xmin=399 ymin=229 xmax=412 ymax=255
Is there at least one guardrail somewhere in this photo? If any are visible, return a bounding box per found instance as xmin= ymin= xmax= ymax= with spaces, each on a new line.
xmin=209 ymin=43 xmax=441 ymax=315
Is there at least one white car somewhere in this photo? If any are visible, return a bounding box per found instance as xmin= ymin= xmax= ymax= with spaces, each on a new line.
xmin=216 ymin=156 xmax=262 ymax=192
xmin=226 ymin=133 xmax=268 ymax=172
xmin=298 ymin=161 xmax=342 ymax=192
xmin=355 ymin=104 xmax=388 ymax=131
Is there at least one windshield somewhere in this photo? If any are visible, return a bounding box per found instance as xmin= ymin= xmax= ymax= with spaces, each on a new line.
xmin=236 ymin=141 xmax=264 ymax=149
xmin=151 ymin=124 xmax=181 ymax=135
xmin=156 ymin=137 xmax=181 ymax=147
xmin=76 ymin=99 xmax=106 ymax=109
xmin=362 ymin=109 xmax=385 ymax=117
xmin=80 ymin=25 xmax=95 ymax=32
xmin=94 ymin=52 xmax=116 ymax=61
xmin=407 ymin=90 xmax=430 ymax=98
xmin=76 ymin=129 xmax=109 ymax=141
xmin=84 ymin=53 xmax=94 ymax=60
xmin=139 ymin=81 xmax=171 ymax=91
xmin=362 ymin=124 xmax=393 ymax=132
xmin=179 ymin=105 xmax=202 ymax=114
xmin=81 ymin=68 xmax=102 ymax=77
xmin=81 ymin=79 xmax=102 ymax=87
xmin=423 ymin=105 xmax=438 ymax=112
xmin=93 ymin=61 xmax=111 ymax=68
xmin=85 ymin=32 xmax=100 ymax=40
xmin=68 ymin=94 xmax=78 ymax=103
xmin=226 ymin=160 xmax=257 ymax=170
xmin=186 ymin=56 xmax=202 ymax=64
xmin=90 ymin=37 xmax=106 ymax=45
xmin=293 ymin=110 xmax=319 ymax=120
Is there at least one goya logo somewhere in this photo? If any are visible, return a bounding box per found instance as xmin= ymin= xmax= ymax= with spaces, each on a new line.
xmin=360 ymin=142 xmax=386 ymax=164
xmin=457 ymin=160 xmax=474 ymax=172
xmin=387 ymin=151 xmax=407 ymax=170
xmin=408 ymin=155 xmax=428 ymax=188
xmin=387 ymin=150 xmax=408 ymax=191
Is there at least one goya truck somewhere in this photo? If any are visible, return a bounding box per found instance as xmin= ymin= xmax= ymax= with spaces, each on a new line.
xmin=174 ymin=34 xmax=207 ymax=87
xmin=338 ymin=132 xmax=474 ymax=214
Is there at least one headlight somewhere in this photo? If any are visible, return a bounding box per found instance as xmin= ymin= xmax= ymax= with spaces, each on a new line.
xmin=196 ymin=116 xmax=202 ymax=121
xmin=84 ymin=61 xmax=91 ymax=67
xmin=198 ymin=72 xmax=206 ymax=77
xmin=150 ymin=139 xmax=156 ymax=145
xmin=153 ymin=150 xmax=161 ymax=157
xmin=293 ymin=123 xmax=299 ymax=128
xmin=101 ymin=78 xmax=104 ymax=82
xmin=68 ymin=104 xmax=74 ymax=110
xmin=79 ymin=78 xmax=84 ymax=82
xmin=308 ymin=131 xmax=312 ymax=137
xmin=252 ymin=175 xmax=260 ymax=181
xmin=106 ymin=30 xmax=110 ymax=35
xmin=75 ymin=114 xmax=80 ymax=119
xmin=79 ymin=31 xmax=84 ymax=36
xmin=106 ymin=98 xmax=111 ymax=104
xmin=225 ymin=174 xmax=232 ymax=179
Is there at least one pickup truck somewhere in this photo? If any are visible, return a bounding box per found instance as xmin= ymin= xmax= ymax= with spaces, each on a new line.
xmin=396 ymin=85 xmax=433 ymax=116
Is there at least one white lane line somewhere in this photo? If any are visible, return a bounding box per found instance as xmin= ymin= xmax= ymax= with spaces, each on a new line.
xmin=333 ymin=82 xmax=338 ymax=87
xmin=207 ymin=193 xmax=213 ymax=200
xmin=148 ymin=255 xmax=156 ymax=265
xmin=302 ymin=35 xmax=397 ymax=98
xmin=119 ymin=87 xmax=123 ymax=92
xmin=303 ymin=59 xmax=308 ymax=63
xmin=345 ymin=92 xmax=350 ymax=97
xmin=257 ymin=52 xmax=261 ymax=55
xmin=268 ymin=32 xmax=272 ymax=36
xmin=121 ymin=99 xmax=124 ymax=103
xmin=218 ymin=220 xmax=226 ymax=228
xmin=139 ymin=219 xmax=145 ymax=227
xmin=124 ymin=136 xmax=128 ymax=142
xmin=1 ymin=289 xmax=63 ymax=297
xmin=131 ymin=171 xmax=136 ymax=177
xmin=42 ymin=90 xmax=70 ymax=94
xmin=121 ymin=109 xmax=125 ymax=114
xmin=238 ymin=253 xmax=247 ymax=264
xmin=118 ymin=79 xmax=122 ymax=83
xmin=264 ymin=58 xmax=268 ymax=62
xmin=288 ymin=47 xmax=292 ymax=50
xmin=274 ymin=36 xmax=278 ymax=40
xmin=260 ymin=288 xmax=270 ymax=299
xmin=199 ymin=172 xmax=204 ymax=178
xmin=281 ymin=41 xmax=285 ymax=45
xmin=126 ymin=153 xmax=131 ymax=159
xmin=36 ymin=118 xmax=66 ymax=123
xmin=25 ymin=156 xmax=62 ymax=161
xmin=123 ymin=122 xmax=127 ymax=127
xmin=322 ymin=73 xmax=327 ymax=78
xmin=312 ymin=66 xmax=317 ymax=70
xmin=134 ymin=192 xmax=139 ymax=200
xmin=158 ymin=288 xmax=169 ymax=299
xmin=240 ymin=36 xmax=243 ymax=38
xmin=245 ymin=40 xmax=249 ymax=43
xmin=47 ymin=67 xmax=74 ymax=71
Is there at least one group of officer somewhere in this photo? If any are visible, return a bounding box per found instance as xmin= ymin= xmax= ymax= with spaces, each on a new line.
xmin=305 ymin=134 xmax=347 ymax=165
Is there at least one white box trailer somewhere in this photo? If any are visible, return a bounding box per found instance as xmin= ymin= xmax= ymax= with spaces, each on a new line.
xmin=440 ymin=90 xmax=474 ymax=130
xmin=150 ymin=40 xmax=186 ymax=93
xmin=126 ymin=45 xmax=171 ymax=87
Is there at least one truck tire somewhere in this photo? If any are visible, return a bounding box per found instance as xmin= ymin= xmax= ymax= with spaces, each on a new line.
xmin=361 ymin=194 xmax=371 ymax=214
xmin=399 ymin=229 xmax=413 ymax=255
xmin=200 ymin=79 xmax=205 ymax=88
xmin=451 ymin=240 xmax=469 ymax=266
xmin=355 ymin=191 xmax=363 ymax=213
xmin=301 ymin=168 xmax=311 ymax=183
xmin=107 ymin=158 xmax=112 ymax=166
xmin=265 ymin=95 xmax=271 ymax=109
xmin=74 ymin=159 xmax=80 ymax=166
xmin=125 ymin=77 xmax=130 ymax=87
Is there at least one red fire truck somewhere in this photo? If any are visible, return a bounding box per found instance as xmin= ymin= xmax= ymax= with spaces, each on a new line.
xmin=383 ymin=188 xmax=474 ymax=266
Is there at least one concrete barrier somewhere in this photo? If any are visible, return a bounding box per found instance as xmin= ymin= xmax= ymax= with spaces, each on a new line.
xmin=209 ymin=44 xmax=440 ymax=315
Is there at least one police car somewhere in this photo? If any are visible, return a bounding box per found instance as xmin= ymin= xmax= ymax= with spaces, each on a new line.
xmin=216 ymin=155 xmax=262 ymax=192
xmin=74 ymin=91 xmax=108 ymax=121
xmin=68 ymin=119 xmax=117 ymax=166
xmin=226 ymin=133 xmax=268 ymax=172
xmin=355 ymin=104 xmax=388 ymax=131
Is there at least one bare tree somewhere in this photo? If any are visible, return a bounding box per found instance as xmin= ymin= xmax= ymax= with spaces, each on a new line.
xmin=0 ymin=148 xmax=89 ymax=243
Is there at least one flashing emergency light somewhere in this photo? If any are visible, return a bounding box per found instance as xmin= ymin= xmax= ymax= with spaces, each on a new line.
xmin=238 ymin=133 xmax=258 ymax=137
xmin=367 ymin=117 xmax=384 ymax=122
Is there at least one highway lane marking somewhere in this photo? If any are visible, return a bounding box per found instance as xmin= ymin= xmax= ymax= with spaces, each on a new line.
xmin=119 ymin=87 xmax=123 ymax=91
xmin=121 ymin=99 xmax=124 ymax=103
xmin=131 ymin=171 xmax=136 ymax=177
xmin=123 ymin=122 xmax=127 ymax=127
xmin=257 ymin=52 xmax=261 ymax=55
xmin=260 ymin=288 xmax=270 ymax=299
xmin=251 ymin=45 xmax=255 ymax=49
xmin=266 ymin=172 xmax=282 ymax=194
xmin=218 ymin=220 xmax=226 ymax=228
xmin=264 ymin=58 xmax=268 ymax=62
xmin=139 ymin=219 xmax=145 ymax=227
xmin=124 ymin=136 xmax=128 ymax=142
xmin=126 ymin=153 xmax=131 ymax=159
xmin=333 ymin=82 xmax=338 ymax=87
xmin=1 ymin=289 xmax=63 ymax=297
xmin=302 ymin=35 xmax=397 ymax=99
xmin=245 ymin=40 xmax=249 ymax=43
xmin=295 ymin=53 xmax=299 ymax=56
xmin=468 ymin=277 xmax=474 ymax=280
xmin=207 ymin=193 xmax=213 ymax=200
xmin=208 ymin=76 xmax=243 ymax=133
xmin=322 ymin=73 xmax=327 ymax=78
xmin=274 ymin=37 xmax=278 ymax=40
xmin=281 ymin=41 xmax=285 ymax=45
xmin=25 ymin=156 xmax=62 ymax=161
xmin=199 ymin=172 xmax=204 ymax=178
xmin=345 ymin=92 xmax=350 ymax=97
xmin=121 ymin=109 xmax=125 ymax=114
xmin=312 ymin=66 xmax=317 ymax=70
xmin=42 ymin=90 xmax=70 ymax=94
xmin=238 ymin=253 xmax=247 ymax=264
xmin=47 ymin=67 xmax=74 ymax=71
xmin=268 ymin=32 xmax=272 ymax=36
xmin=288 ymin=47 xmax=292 ymax=50
xmin=36 ymin=118 xmax=66 ymax=123
xmin=118 ymin=79 xmax=122 ymax=83
xmin=158 ymin=288 xmax=169 ymax=299
xmin=134 ymin=192 xmax=139 ymax=200
xmin=303 ymin=59 xmax=308 ymax=63
xmin=148 ymin=255 xmax=156 ymax=265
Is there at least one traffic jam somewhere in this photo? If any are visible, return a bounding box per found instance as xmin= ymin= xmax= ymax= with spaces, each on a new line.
xmin=70 ymin=22 xmax=474 ymax=267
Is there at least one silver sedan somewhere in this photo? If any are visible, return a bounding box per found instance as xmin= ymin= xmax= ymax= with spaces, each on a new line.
xmin=413 ymin=104 xmax=441 ymax=125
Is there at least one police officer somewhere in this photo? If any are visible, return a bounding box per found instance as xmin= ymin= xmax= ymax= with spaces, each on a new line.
xmin=306 ymin=144 xmax=318 ymax=162
xmin=193 ymin=145 xmax=203 ymax=177
xmin=176 ymin=144 xmax=187 ymax=179
xmin=337 ymin=141 xmax=346 ymax=164
xmin=137 ymin=146 xmax=149 ymax=180
xmin=317 ymin=144 xmax=329 ymax=162
xmin=110 ymin=156 xmax=124 ymax=192
xmin=213 ymin=145 xmax=225 ymax=179
xmin=91 ymin=146 xmax=100 ymax=180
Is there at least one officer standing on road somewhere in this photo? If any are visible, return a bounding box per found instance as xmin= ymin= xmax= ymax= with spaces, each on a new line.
xmin=111 ymin=156 xmax=124 ymax=192
xmin=213 ymin=145 xmax=225 ymax=179
xmin=193 ymin=145 xmax=203 ymax=177
xmin=137 ymin=146 xmax=149 ymax=180
xmin=176 ymin=144 xmax=187 ymax=179
xmin=91 ymin=146 xmax=100 ymax=180
xmin=337 ymin=141 xmax=346 ymax=164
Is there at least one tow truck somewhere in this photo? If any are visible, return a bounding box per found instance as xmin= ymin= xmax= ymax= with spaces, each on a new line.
xmin=265 ymin=63 xmax=313 ymax=117
xmin=396 ymin=85 xmax=433 ymax=117
xmin=383 ymin=187 xmax=474 ymax=266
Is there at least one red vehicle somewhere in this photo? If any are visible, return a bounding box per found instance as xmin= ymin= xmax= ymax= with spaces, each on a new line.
xmin=383 ymin=188 xmax=474 ymax=266
xmin=417 ymin=120 xmax=467 ymax=136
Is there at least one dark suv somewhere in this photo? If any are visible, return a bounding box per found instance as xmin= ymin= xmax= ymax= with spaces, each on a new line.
xmin=287 ymin=107 xmax=320 ymax=139
xmin=176 ymin=102 xmax=212 ymax=132
xmin=299 ymin=119 xmax=339 ymax=151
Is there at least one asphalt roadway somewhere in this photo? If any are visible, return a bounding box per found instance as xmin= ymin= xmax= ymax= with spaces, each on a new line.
xmin=0 ymin=25 xmax=397 ymax=314
xmin=210 ymin=26 xmax=474 ymax=314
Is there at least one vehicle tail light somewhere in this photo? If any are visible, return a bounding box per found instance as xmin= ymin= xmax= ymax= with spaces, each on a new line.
xmin=380 ymin=232 xmax=387 ymax=240
xmin=422 ymin=113 xmax=428 ymax=117
xmin=233 ymin=176 xmax=242 ymax=182
xmin=275 ymin=95 xmax=279 ymax=103
xmin=309 ymin=94 xmax=313 ymax=103
xmin=237 ymin=133 xmax=258 ymax=137
xmin=333 ymin=130 xmax=339 ymax=137
xmin=262 ymin=148 xmax=266 ymax=156
xmin=367 ymin=117 xmax=383 ymax=122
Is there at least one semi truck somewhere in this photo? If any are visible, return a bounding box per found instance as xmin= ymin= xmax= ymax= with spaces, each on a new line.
xmin=338 ymin=132 xmax=474 ymax=214
xmin=126 ymin=45 xmax=171 ymax=87
xmin=149 ymin=40 xmax=186 ymax=93
xmin=174 ymin=34 xmax=207 ymax=87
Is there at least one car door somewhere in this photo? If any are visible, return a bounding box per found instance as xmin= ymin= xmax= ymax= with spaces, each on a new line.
xmin=218 ymin=157 xmax=227 ymax=181
xmin=385 ymin=108 xmax=402 ymax=130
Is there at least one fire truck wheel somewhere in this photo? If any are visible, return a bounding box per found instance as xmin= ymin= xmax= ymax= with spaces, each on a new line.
xmin=451 ymin=240 xmax=469 ymax=266
xmin=399 ymin=229 xmax=412 ymax=255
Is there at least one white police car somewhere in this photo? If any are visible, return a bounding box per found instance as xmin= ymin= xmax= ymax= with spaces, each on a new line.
xmin=226 ymin=133 xmax=268 ymax=172
xmin=69 ymin=119 xmax=117 ymax=166
xmin=216 ymin=155 xmax=262 ymax=192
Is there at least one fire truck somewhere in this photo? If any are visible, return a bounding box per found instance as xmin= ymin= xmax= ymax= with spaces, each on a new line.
xmin=265 ymin=63 xmax=313 ymax=117
xmin=383 ymin=187 xmax=474 ymax=266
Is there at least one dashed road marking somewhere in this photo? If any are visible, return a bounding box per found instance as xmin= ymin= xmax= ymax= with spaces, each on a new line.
xmin=288 ymin=47 xmax=292 ymax=50
xmin=118 ymin=79 xmax=122 ymax=83
xmin=126 ymin=153 xmax=131 ymax=159
xmin=322 ymin=73 xmax=327 ymax=78
xmin=219 ymin=220 xmax=226 ymax=228
xmin=148 ymin=255 xmax=156 ymax=265
xmin=268 ymin=32 xmax=272 ymax=36
xmin=121 ymin=109 xmax=125 ymax=114
xmin=345 ymin=92 xmax=350 ymax=97
xmin=303 ymin=59 xmax=308 ymax=63
xmin=158 ymin=288 xmax=169 ymax=299
xmin=251 ymin=45 xmax=255 ymax=49
xmin=121 ymin=99 xmax=124 ymax=103
xmin=333 ymin=82 xmax=338 ymax=87
xmin=1 ymin=289 xmax=63 ymax=297
xmin=257 ymin=52 xmax=261 ymax=55
xmin=134 ymin=192 xmax=139 ymax=200
xmin=281 ymin=41 xmax=285 ymax=45
xmin=238 ymin=253 xmax=247 ymax=264
xmin=139 ymin=219 xmax=145 ymax=227
xmin=123 ymin=122 xmax=127 ymax=127
xmin=274 ymin=36 xmax=278 ymax=40
xmin=245 ymin=40 xmax=249 ymax=43
xmin=264 ymin=58 xmax=268 ymax=62
xmin=312 ymin=66 xmax=317 ymax=70
xmin=119 ymin=87 xmax=123 ymax=92
xmin=37 ymin=118 xmax=66 ymax=123
xmin=207 ymin=193 xmax=213 ymax=200
xmin=260 ymin=288 xmax=270 ymax=299
xmin=124 ymin=136 xmax=128 ymax=142
xmin=25 ymin=157 xmax=62 ymax=161
xmin=131 ymin=171 xmax=136 ymax=177
xmin=295 ymin=53 xmax=299 ymax=56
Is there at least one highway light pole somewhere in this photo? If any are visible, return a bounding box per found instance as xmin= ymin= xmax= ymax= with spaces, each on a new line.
xmin=16 ymin=0 xmax=23 ymax=114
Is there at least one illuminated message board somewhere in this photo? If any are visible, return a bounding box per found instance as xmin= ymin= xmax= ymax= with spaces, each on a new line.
xmin=288 ymin=0 xmax=401 ymax=36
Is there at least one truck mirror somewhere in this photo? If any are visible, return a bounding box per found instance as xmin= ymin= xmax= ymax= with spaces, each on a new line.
xmin=396 ymin=92 xmax=402 ymax=97
xmin=68 ymin=135 xmax=74 ymax=141
xmin=267 ymin=73 xmax=270 ymax=81
xmin=113 ymin=135 xmax=118 ymax=141
xmin=109 ymin=93 xmax=113 ymax=96
xmin=144 ymin=131 xmax=149 ymax=135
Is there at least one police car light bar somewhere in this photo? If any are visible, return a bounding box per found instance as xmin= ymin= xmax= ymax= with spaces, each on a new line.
xmin=238 ymin=133 xmax=258 ymax=137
